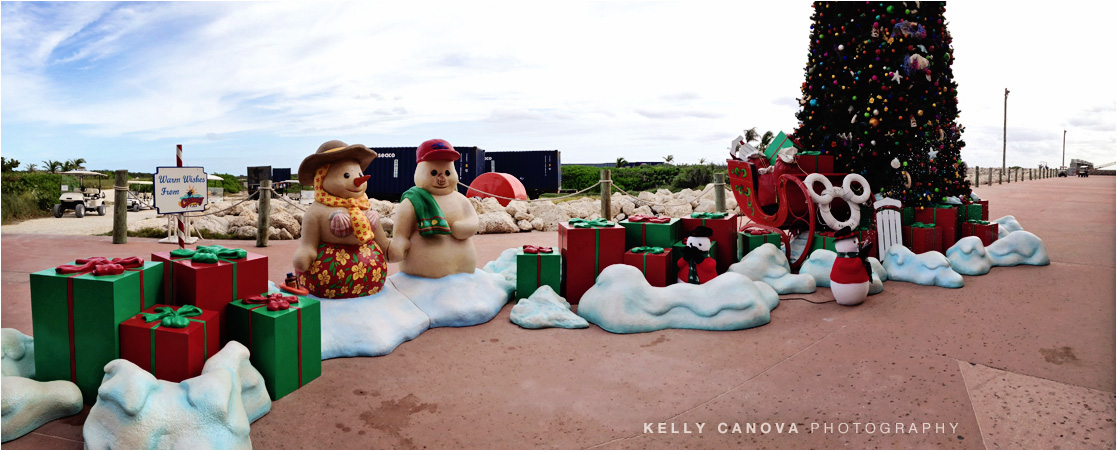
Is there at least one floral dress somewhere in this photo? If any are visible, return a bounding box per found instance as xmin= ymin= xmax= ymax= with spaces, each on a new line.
xmin=298 ymin=242 xmax=386 ymax=298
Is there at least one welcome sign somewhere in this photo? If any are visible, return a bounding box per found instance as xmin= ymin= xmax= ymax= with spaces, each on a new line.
xmin=154 ymin=166 xmax=209 ymax=214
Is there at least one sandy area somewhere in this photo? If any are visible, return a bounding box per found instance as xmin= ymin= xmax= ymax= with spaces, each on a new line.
xmin=0 ymin=207 xmax=162 ymax=236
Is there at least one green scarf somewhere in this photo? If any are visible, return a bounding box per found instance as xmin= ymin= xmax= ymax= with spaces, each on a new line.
xmin=402 ymin=186 xmax=452 ymax=237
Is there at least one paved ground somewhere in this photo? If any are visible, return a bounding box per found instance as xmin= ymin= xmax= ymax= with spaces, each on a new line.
xmin=1 ymin=176 xmax=1113 ymax=449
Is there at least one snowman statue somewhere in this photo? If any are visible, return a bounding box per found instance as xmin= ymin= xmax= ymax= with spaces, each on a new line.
xmin=804 ymin=173 xmax=873 ymax=306
xmin=677 ymin=226 xmax=718 ymax=285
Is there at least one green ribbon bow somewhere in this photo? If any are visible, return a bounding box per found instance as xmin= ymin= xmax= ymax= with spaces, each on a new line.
xmin=690 ymin=212 xmax=728 ymax=219
xmin=170 ymin=245 xmax=247 ymax=264
xmin=143 ymin=305 xmax=203 ymax=328
xmin=967 ymin=220 xmax=991 ymax=225
xmin=630 ymin=246 xmax=665 ymax=254
xmin=799 ymin=151 xmax=821 ymax=156
xmin=911 ymin=222 xmax=935 ymax=228
xmin=568 ymin=218 xmax=614 ymax=228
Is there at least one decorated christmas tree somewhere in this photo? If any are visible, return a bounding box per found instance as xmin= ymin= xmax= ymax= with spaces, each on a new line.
xmin=793 ymin=1 xmax=970 ymax=206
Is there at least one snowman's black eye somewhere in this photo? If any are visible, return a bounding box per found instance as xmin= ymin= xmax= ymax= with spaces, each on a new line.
xmin=444 ymin=170 xmax=451 ymax=176
xmin=430 ymin=170 xmax=438 ymax=176
xmin=343 ymin=173 xmax=350 ymax=179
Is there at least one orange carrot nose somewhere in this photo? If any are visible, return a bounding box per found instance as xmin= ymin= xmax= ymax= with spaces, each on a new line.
xmin=354 ymin=175 xmax=371 ymax=186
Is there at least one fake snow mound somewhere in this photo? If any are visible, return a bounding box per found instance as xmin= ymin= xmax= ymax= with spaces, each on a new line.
xmin=83 ymin=341 xmax=270 ymax=450
xmin=318 ymin=251 xmax=516 ymax=359
xmin=945 ymin=237 xmax=992 ymax=275
xmin=946 ymin=230 xmax=1049 ymax=275
xmin=993 ymin=215 xmax=1023 ymax=239
xmin=800 ymin=250 xmax=886 ymax=294
xmin=727 ymin=243 xmax=816 ymax=294
xmin=2 ymin=329 xmax=83 ymax=443
xmin=510 ymin=286 xmax=588 ymax=329
xmin=881 ymin=246 xmax=964 ymax=288
xmin=577 ymin=265 xmax=778 ymax=334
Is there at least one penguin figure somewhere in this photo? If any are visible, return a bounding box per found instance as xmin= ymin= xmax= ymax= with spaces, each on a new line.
xmin=677 ymin=226 xmax=718 ymax=284
xmin=830 ymin=226 xmax=872 ymax=306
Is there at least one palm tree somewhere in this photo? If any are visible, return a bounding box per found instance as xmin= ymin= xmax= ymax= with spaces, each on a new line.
xmin=744 ymin=127 xmax=761 ymax=144
xmin=25 ymin=163 xmax=38 ymax=172
xmin=662 ymin=155 xmax=675 ymax=165
xmin=42 ymin=159 xmax=63 ymax=173
xmin=62 ymin=158 xmax=87 ymax=171
xmin=755 ymin=131 xmax=775 ymax=153
xmin=615 ymin=157 xmax=628 ymax=168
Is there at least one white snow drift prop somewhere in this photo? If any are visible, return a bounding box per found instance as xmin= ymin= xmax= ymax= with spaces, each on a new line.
xmin=727 ymin=243 xmax=816 ymax=294
xmin=577 ymin=265 xmax=778 ymax=334
xmin=992 ymin=215 xmax=1023 ymax=239
xmin=945 ymin=236 xmax=993 ymax=275
xmin=510 ymin=286 xmax=588 ymax=329
xmin=83 ymin=341 xmax=270 ymax=450
xmin=2 ymin=329 xmax=82 ymax=443
xmin=881 ymin=245 xmax=964 ymax=288
xmin=985 ymin=230 xmax=1049 ymax=266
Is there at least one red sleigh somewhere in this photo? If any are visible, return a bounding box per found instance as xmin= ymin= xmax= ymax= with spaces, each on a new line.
xmin=728 ymin=152 xmax=875 ymax=270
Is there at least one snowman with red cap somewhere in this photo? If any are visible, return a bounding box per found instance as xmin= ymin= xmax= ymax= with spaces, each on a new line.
xmin=805 ymin=173 xmax=874 ymax=306
xmin=677 ymin=226 xmax=718 ymax=285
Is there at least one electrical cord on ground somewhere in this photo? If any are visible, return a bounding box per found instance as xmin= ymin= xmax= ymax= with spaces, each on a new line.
xmin=780 ymin=297 xmax=836 ymax=304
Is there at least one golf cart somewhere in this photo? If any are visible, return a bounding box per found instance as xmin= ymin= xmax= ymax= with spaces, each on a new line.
xmin=53 ymin=170 xmax=108 ymax=218
xmin=126 ymin=180 xmax=155 ymax=212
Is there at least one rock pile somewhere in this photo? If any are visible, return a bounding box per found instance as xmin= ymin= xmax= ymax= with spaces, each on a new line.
xmin=128 ymin=185 xmax=740 ymax=240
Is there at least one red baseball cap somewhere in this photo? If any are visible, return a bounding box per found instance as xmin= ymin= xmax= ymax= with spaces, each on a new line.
xmin=416 ymin=139 xmax=460 ymax=162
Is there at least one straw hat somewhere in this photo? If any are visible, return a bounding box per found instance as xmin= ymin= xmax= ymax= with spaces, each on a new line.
xmin=298 ymin=140 xmax=378 ymax=186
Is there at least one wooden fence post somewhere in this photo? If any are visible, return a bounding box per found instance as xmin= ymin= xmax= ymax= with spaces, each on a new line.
xmin=600 ymin=170 xmax=612 ymax=220
xmin=974 ymin=166 xmax=980 ymax=187
xmin=714 ymin=173 xmax=726 ymax=213
xmin=256 ymin=179 xmax=271 ymax=247
xmin=113 ymin=170 xmax=128 ymax=244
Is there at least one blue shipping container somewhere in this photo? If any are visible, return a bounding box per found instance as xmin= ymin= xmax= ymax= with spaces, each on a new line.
xmin=363 ymin=146 xmax=486 ymax=201
xmin=484 ymin=150 xmax=562 ymax=198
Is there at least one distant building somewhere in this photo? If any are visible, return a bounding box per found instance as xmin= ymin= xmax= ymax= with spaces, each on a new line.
xmin=1069 ymin=158 xmax=1094 ymax=171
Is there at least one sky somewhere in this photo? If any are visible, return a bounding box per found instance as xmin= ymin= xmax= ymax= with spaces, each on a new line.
xmin=2 ymin=1 xmax=1114 ymax=176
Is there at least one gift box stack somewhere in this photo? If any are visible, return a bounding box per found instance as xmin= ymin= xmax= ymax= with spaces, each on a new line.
xmin=620 ymin=215 xmax=681 ymax=287
xmin=559 ymin=218 xmax=626 ymax=304
xmin=30 ymin=256 xmax=164 ymax=402
xmin=913 ymin=204 xmax=960 ymax=253
xmin=796 ymin=151 xmax=834 ymax=174
xmin=30 ymin=244 xmax=321 ymax=403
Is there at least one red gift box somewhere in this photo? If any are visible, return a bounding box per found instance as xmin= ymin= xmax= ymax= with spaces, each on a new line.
xmin=978 ymin=200 xmax=990 ymax=221
xmin=623 ymin=247 xmax=671 ymax=287
xmin=119 ymin=304 xmax=220 ymax=383
xmin=913 ymin=205 xmax=959 ymax=253
xmin=152 ymin=246 xmax=267 ymax=341
xmin=797 ymin=153 xmax=834 ymax=173
xmin=680 ymin=213 xmax=737 ymax=273
xmin=559 ymin=220 xmax=625 ymax=304
xmin=961 ymin=221 xmax=999 ymax=247
xmin=901 ymin=224 xmax=938 ymax=254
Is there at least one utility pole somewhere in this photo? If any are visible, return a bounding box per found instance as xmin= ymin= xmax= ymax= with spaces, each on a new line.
xmin=1001 ymin=88 xmax=1009 ymax=184
xmin=1062 ymin=129 xmax=1067 ymax=170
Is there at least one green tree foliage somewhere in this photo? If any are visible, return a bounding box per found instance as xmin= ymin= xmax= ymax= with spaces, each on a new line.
xmin=1 ymin=172 xmax=63 ymax=221
xmin=62 ymin=158 xmax=87 ymax=171
xmin=214 ymin=173 xmax=243 ymax=194
xmin=561 ymin=164 xmax=720 ymax=194
xmin=42 ymin=160 xmax=63 ymax=173
xmin=793 ymin=1 xmax=969 ymax=205
xmin=1 ymin=157 xmax=21 ymax=172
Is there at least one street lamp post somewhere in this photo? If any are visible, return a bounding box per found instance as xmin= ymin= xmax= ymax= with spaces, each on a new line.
xmin=1002 ymin=88 xmax=1009 ymax=184
xmin=1062 ymin=129 xmax=1067 ymax=171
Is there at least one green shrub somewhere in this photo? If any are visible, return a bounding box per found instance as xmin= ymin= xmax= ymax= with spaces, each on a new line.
xmin=214 ymin=173 xmax=242 ymax=194
xmin=1 ymin=190 xmax=51 ymax=223
xmin=671 ymin=164 xmax=725 ymax=190
xmin=561 ymin=164 xmax=682 ymax=194
xmin=560 ymin=165 xmax=603 ymax=192
xmin=1 ymin=172 xmax=62 ymax=213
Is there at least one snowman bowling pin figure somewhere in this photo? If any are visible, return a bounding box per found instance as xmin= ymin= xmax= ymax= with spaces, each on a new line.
xmin=677 ymin=226 xmax=718 ymax=284
xmin=805 ymin=173 xmax=873 ymax=306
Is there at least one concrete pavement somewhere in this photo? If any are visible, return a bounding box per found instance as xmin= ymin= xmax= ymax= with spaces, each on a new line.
xmin=1 ymin=176 xmax=1113 ymax=449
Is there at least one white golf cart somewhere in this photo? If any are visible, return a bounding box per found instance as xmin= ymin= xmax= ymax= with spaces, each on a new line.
xmin=53 ymin=170 xmax=108 ymax=218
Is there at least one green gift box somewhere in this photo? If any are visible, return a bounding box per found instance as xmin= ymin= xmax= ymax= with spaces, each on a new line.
xmin=670 ymin=240 xmax=717 ymax=282
xmin=516 ymin=245 xmax=561 ymax=299
xmin=228 ymin=293 xmax=321 ymax=401
xmin=900 ymin=207 xmax=915 ymax=226
xmin=810 ymin=231 xmax=838 ymax=253
xmin=737 ymin=230 xmax=782 ymax=260
xmin=619 ymin=216 xmax=680 ymax=250
xmin=961 ymin=204 xmax=982 ymax=222
xmin=30 ymin=258 xmax=164 ymax=403
xmin=763 ymin=131 xmax=799 ymax=164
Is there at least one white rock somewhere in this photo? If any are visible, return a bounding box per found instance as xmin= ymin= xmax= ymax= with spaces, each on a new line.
xmin=477 ymin=212 xmax=519 ymax=234
xmin=479 ymin=197 xmax=506 ymax=214
xmin=517 ymin=219 xmax=534 ymax=231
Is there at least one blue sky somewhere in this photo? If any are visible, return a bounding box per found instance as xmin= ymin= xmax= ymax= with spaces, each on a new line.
xmin=2 ymin=1 xmax=1114 ymax=176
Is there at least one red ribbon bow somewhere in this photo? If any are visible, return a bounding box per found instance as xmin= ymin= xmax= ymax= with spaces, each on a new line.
xmin=522 ymin=245 xmax=553 ymax=254
xmin=56 ymin=256 xmax=144 ymax=276
xmin=744 ymin=228 xmax=773 ymax=236
xmin=628 ymin=215 xmax=670 ymax=223
xmin=244 ymin=293 xmax=299 ymax=311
